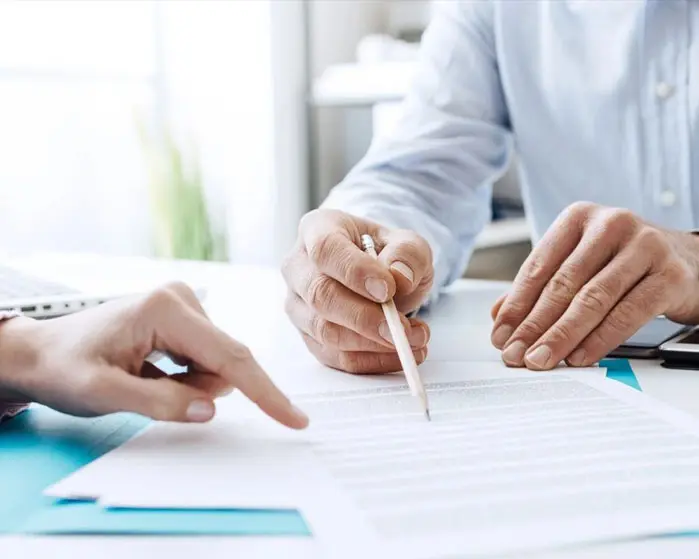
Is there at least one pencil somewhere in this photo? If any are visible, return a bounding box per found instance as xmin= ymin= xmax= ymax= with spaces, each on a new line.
xmin=361 ymin=234 xmax=431 ymax=420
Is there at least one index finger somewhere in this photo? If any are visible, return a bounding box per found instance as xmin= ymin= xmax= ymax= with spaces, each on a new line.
xmin=492 ymin=204 xmax=588 ymax=348
xmin=145 ymin=290 xmax=309 ymax=429
xmin=300 ymin=211 xmax=396 ymax=303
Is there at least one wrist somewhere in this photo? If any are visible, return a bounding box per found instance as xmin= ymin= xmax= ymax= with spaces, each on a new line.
xmin=0 ymin=316 xmax=40 ymax=402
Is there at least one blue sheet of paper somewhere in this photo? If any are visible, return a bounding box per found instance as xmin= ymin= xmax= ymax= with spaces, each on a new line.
xmin=599 ymin=358 xmax=642 ymax=391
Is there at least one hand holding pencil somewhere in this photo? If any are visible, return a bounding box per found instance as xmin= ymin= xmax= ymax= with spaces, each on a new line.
xmin=283 ymin=209 xmax=434 ymax=376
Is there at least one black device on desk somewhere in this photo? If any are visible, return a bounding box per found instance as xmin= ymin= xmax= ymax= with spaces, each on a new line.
xmin=607 ymin=316 xmax=690 ymax=359
xmin=659 ymin=327 xmax=699 ymax=369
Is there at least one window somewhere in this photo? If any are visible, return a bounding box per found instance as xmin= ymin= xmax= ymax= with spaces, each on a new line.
xmin=0 ymin=0 xmax=307 ymax=265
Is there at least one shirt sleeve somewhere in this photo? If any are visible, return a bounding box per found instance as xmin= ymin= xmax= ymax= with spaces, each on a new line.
xmin=0 ymin=310 xmax=28 ymax=424
xmin=322 ymin=0 xmax=513 ymax=301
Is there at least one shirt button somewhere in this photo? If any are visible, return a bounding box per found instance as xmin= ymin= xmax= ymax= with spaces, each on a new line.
xmin=655 ymin=82 xmax=675 ymax=99
xmin=659 ymin=190 xmax=677 ymax=207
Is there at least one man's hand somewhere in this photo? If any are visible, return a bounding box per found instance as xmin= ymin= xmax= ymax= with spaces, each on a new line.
xmin=0 ymin=283 xmax=308 ymax=429
xmin=491 ymin=202 xmax=699 ymax=370
xmin=282 ymin=209 xmax=434 ymax=373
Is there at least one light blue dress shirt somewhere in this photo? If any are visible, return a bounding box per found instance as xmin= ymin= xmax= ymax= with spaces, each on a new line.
xmin=323 ymin=0 xmax=699 ymax=296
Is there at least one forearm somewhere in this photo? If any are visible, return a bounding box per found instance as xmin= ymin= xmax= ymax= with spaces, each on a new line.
xmin=324 ymin=0 xmax=512 ymax=301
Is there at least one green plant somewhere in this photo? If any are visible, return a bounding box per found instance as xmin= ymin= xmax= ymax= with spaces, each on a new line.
xmin=138 ymin=121 xmax=228 ymax=262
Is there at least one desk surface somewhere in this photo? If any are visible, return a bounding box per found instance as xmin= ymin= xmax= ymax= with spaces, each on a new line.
xmin=4 ymin=253 xmax=699 ymax=559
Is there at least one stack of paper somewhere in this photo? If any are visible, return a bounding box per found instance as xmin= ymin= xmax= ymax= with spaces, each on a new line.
xmin=46 ymin=362 xmax=699 ymax=558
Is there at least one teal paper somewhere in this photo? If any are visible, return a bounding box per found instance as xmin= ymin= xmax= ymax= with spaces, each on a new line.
xmin=0 ymin=406 xmax=149 ymax=533
xmin=599 ymin=358 xmax=642 ymax=391
xmin=21 ymin=501 xmax=309 ymax=536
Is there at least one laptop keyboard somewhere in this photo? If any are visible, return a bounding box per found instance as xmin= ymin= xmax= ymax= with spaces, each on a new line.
xmin=0 ymin=264 xmax=79 ymax=299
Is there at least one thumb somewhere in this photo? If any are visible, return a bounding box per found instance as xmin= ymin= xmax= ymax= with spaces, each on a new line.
xmin=100 ymin=367 xmax=216 ymax=423
xmin=376 ymin=228 xmax=434 ymax=313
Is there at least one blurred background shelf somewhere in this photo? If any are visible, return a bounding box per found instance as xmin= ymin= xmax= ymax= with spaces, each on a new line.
xmin=474 ymin=217 xmax=530 ymax=250
xmin=311 ymin=62 xmax=414 ymax=107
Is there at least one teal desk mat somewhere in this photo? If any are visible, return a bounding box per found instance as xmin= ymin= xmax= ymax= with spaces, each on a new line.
xmin=600 ymin=358 xmax=642 ymax=391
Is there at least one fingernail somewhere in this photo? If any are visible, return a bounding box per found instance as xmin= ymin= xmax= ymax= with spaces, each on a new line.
xmin=365 ymin=278 xmax=388 ymax=302
xmin=567 ymin=348 xmax=586 ymax=367
xmin=291 ymin=405 xmax=309 ymax=426
xmin=187 ymin=399 xmax=215 ymax=422
xmin=390 ymin=261 xmax=414 ymax=285
xmin=409 ymin=325 xmax=428 ymax=348
xmin=416 ymin=348 xmax=428 ymax=362
xmin=502 ymin=340 xmax=527 ymax=366
xmin=379 ymin=321 xmax=393 ymax=344
xmin=492 ymin=325 xmax=514 ymax=348
xmin=526 ymin=345 xmax=552 ymax=370
xmin=218 ymin=386 xmax=235 ymax=397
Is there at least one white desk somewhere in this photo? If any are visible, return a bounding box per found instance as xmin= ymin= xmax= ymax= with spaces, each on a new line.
xmin=5 ymin=254 xmax=699 ymax=559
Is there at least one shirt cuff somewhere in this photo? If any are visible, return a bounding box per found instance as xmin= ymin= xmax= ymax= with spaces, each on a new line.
xmin=0 ymin=402 xmax=28 ymax=423
xmin=0 ymin=310 xmax=28 ymax=423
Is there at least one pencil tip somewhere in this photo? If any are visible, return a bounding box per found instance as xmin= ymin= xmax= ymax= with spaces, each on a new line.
xmin=425 ymin=409 xmax=431 ymax=422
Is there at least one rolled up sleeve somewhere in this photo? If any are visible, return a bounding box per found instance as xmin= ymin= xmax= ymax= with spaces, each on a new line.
xmin=323 ymin=0 xmax=513 ymax=301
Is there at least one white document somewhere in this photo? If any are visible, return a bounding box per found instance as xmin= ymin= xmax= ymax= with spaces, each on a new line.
xmin=289 ymin=363 xmax=699 ymax=558
xmin=44 ymin=414 xmax=322 ymax=509
xmin=45 ymin=362 xmax=604 ymax=508
xmin=48 ymin=361 xmax=699 ymax=559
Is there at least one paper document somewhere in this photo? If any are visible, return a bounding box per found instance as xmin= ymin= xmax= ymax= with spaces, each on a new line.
xmin=44 ymin=416 xmax=319 ymax=510
xmin=46 ymin=362 xmax=699 ymax=558
xmin=290 ymin=363 xmax=699 ymax=558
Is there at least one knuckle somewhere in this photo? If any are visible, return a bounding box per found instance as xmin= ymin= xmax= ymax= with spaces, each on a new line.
xmin=314 ymin=317 xmax=341 ymax=347
xmin=307 ymin=232 xmax=343 ymax=267
xmin=515 ymin=318 xmax=548 ymax=339
xmin=350 ymin=304 xmax=382 ymax=336
xmin=392 ymin=230 xmax=432 ymax=266
xmin=306 ymin=274 xmax=335 ymax=310
xmin=141 ymin=286 xmax=180 ymax=313
xmin=298 ymin=208 xmax=322 ymax=233
xmin=607 ymin=300 xmax=640 ymax=332
xmin=521 ymin=255 xmax=549 ymax=284
xmin=603 ymin=208 xmax=638 ymax=231
xmin=339 ymin=254 xmax=367 ymax=287
xmin=576 ymin=283 xmax=612 ymax=314
xmin=228 ymin=341 xmax=254 ymax=363
xmin=663 ymin=262 xmax=691 ymax=286
xmin=563 ymin=201 xmax=596 ymax=222
xmin=544 ymin=323 xmax=575 ymax=346
xmin=545 ymin=271 xmax=578 ymax=303
xmin=498 ymin=300 xmax=529 ymax=326
xmin=162 ymin=280 xmax=194 ymax=298
xmin=635 ymin=226 xmax=664 ymax=250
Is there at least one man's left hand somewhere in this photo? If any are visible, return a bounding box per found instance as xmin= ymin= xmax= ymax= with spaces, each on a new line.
xmin=491 ymin=202 xmax=699 ymax=370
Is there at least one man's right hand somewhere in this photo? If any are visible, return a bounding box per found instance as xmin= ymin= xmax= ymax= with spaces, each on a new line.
xmin=282 ymin=209 xmax=434 ymax=374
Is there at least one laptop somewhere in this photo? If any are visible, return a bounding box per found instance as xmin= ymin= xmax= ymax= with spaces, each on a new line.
xmin=0 ymin=263 xmax=127 ymax=319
